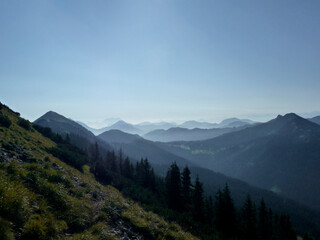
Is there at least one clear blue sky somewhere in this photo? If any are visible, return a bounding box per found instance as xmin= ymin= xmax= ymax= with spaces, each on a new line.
xmin=1 ymin=1 xmax=320 ymax=124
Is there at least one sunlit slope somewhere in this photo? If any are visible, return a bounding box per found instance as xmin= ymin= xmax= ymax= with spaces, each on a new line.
xmin=0 ymin=104 xmax=198 ymax=240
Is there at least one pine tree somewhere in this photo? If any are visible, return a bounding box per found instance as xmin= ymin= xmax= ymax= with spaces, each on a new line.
xmin=204 ymin=196 xmax=214 ymax=225
xmin=192 ymin=176 xmax=204 ymax=222
xmin=118 ymin=148 xmax=123 ymax=175
xmin=165 ymin=162 xmax=182 ymax=211
xmin=240 ymin=195 xmax=257 ymax=240
xmin=181 ymin=166 xmax=192 ymax=210
xmin=258 ymin=199 xmax=272 ymax=240
xmin=278 ymin=214 xmax=296 ymax=240
xmin=106 ymin=150 xmax=117 ymax=172
xmin=89 ymin=142 xmax=100 ymax=164
xmin=122 ymin=156 xmax=134 ymax=179
xmin=214 ymin=184 xmax=237 ymax=238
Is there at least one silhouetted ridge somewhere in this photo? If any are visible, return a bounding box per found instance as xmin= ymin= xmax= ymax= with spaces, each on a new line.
xmin=34 ymin=111 xmax=111 ymax=154
xmin=99 ymin=129 xmax=142 ymax=144
xmin=158 ymin=113 xmax=320 ymax=211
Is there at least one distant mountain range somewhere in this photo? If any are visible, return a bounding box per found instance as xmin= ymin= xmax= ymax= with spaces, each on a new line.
xmin=136 ymin=121 xmax=178 ymax=133
xmin=143 ymin=126 xmax=248 ymax=142
xmin=96 ymin=128 xmax=320 ymax=236
xmin=31 ymin=110 xmax=320 ymax=236
xmin=309 ymin=116 xmax=320 ymax=125
xmin=78 ymin=118 xmax=257 ymax=136
xmin=158 ymin=113 xmax=320 ymax=211
xmin=98 ymin=130 xmax=193 ymax=167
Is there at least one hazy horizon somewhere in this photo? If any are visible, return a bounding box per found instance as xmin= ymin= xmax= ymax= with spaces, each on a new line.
xmin=1 ymin=1 xmax=320 ymax=124
xmin=34 ymin=110 xmax=320 ymax=129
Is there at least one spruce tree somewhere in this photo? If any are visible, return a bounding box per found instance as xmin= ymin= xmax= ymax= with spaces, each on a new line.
xmin=118 ymin=148 xmax=123 ymax=175
xmin=165 ymin=162 xmax=182 ymax=211
xmin=122 ymin=156 xmax=133 ymax=179
xmin=181 ymin=166 xmax=192 ymax=210
xmin=258 ymin=199 xmax=272 ymax=240
xmin=278 ymin=214 xmax=296 ymax=240
xmin=240 ymin=195 xmax=257 ymax=240
xmin=215 ymin=184 xmax=237 ymax=238
xmin=106 ymin=150 xmax=117 ymax=172
xmin=192 ymin=176 xmax=204 ymax=222
xmin=204 ymin=196 xmax=214 ymax=225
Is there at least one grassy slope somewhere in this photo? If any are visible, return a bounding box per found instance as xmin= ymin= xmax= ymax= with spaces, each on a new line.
xmin=0 ymin=105 xmax=198 ymax=240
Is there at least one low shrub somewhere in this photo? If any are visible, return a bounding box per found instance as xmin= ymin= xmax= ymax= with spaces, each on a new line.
xmin=0 ymin=217 xmax=14 ymax=240
xmin=18 ymin=119 xmax=31 ymax=130
xmin=2 ymin=142 xmax=15 ymax=151
xmin=22 ymin=214 xmax=47 ymax=240
xmin=0 ymin=178 xmax=29 ymax=226
xmin=0 ymin=114 xmax=11 ymax=128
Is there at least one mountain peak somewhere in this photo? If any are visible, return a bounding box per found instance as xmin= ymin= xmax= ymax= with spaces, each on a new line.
xmin=115 ymin=120 xmax=127 ymax=124
xmin=275 ymin=113 xmax=303 ymax=121
xmin=283 ymin=112 xmax=300 ymax=119
xmin=34 ymin=111 xmax=67 ymax=123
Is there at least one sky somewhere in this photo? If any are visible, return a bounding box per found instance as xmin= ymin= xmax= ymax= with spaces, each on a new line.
xmin=1 ymin=1 xmax=320 ymax=125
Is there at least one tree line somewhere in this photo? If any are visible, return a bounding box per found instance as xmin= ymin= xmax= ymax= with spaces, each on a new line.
xmin=32 ymin=126 xmax=311 ymax=239
xmin=87 ymin=142 xmax=299 ymax=240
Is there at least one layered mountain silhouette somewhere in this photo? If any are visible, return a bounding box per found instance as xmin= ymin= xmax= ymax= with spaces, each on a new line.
xmin=143 ymin=126 xmax=244 ymax=142
xmin=77 ymin=121 xmax=102 ymax=135
xmin=104 ymin=120 xmax=143 ymax=135
xmin=179 ymin=120 xmax=218 ymax=129
xmin=79 ymin=120 xmax=143 ymax=135
xmin=34 ymin=111 xmax=111 ymax=153
xmin=179 ymin=118 xmax=256 ymax=129
xmin=159 ymin=113 xmax=320 ymax=211
xmin=309 ymin=115 xmax=320 ymax=125
xmin=31 ymin=110 xmax=320 ymax=235
xmin=97 ymin=129 xmax=320 ymax=235
xmin=136 ymin=121 xmax=177 ymax=134
xmin=79 ymin=118 xmax=257 ymax=136
xmin=98 ymin=130 xmax=193 ymax=166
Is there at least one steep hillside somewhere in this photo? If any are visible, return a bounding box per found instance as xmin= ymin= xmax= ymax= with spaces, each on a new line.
xmin=159 ymin=113 xmax=320 ymax=211
xmin=0 ymin=104 xmax=198 ymax=240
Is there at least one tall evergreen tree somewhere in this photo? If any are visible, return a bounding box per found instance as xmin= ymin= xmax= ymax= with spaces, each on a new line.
xmin=181 ymin=166 xmax=192 ymax=210
xmin=214 ymin=184 xmax=237 ymax=238
xmin=258 ymin=199 xmax=272 ymax=240
xmin=165 ymin=162 xmax=182 ymax=211
xmin=118 ymin=148 xmax=123 ymax=175
xmin=204 ymin=196 xmax=214 ymax=225
xmin=89 ymin=142 xmax=100 ymax=164
xmin=278 ymin=214 xmax=296 ymax=240
xmin=122 ymin=156 xmax=134 ymax=179
xmin=240 ymin=195 xmax=257 ymax=240
xmin=192 ymin=176 xmax=204 ymax=222
xmin=106 ymin=150 xmax=117 ymax=172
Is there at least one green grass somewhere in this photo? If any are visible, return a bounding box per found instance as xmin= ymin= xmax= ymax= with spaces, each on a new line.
xmin=0 ymin=105 xmax=199 ymax=240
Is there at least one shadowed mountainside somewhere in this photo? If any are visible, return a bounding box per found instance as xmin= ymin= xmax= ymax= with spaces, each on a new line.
xmin=158 ymin=113 xmax=320 ymax=211
xmin=34 ymin=111 xmax=111 ymax=154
